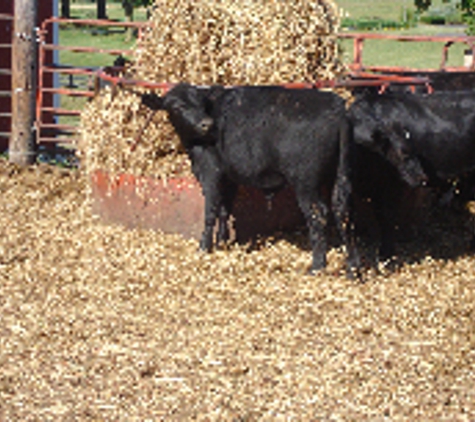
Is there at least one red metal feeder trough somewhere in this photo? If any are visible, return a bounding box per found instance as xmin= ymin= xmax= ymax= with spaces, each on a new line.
xmin=90 ymin=170 xmax=305 ymax=242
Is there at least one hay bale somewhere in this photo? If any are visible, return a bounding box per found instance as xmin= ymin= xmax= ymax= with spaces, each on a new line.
xmin=79 ymin=0 xmax=346 ymax=179
xmin=134 ymin=0 xmax=343 ymax=85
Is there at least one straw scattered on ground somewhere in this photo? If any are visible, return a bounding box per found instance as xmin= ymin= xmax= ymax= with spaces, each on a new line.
xmin=1 ymin=159 xmax=474 ymax=421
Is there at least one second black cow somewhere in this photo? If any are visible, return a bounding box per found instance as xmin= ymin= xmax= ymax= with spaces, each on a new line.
xmin=142 ymin=83 xmax=361 ymax=278
xmin=349 ymin=89 xmax=475 ymax=259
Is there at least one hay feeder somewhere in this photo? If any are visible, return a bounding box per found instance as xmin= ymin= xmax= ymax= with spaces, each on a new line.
xmin=90 ymin=169 xmax=304 ymax=242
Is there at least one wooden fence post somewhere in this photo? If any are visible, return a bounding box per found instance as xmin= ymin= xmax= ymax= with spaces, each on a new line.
xmin=9 ymin=0 xmax=37 ymax=165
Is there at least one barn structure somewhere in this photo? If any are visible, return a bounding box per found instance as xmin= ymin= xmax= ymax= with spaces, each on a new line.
xmin=0 ymin=0 xmax=58 ymax=152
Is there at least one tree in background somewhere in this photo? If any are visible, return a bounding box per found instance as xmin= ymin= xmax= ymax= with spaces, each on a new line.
xmin=61 ymin=0 xmax=70 ymax=18
xmin=61 ymin=0 xmax=107 ymax=20
xmin=121 ymin=0 xmax=152 ymax=40
xmin=414 ymin=0 xmax=475 ymax=34
xmin=415 ymin=0 xmax=432 ymax=13
xmin=97 ymin=0 xmax=107 ymax=19
xmin=461 ymin=0 xmax=475 ymax=34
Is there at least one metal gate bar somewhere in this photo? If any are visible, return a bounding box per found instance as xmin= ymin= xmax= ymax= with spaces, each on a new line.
xmin=36 ymin=17 xmax=150 ymax=145
xmin=339 ymin=32 xmax=475 ymax=74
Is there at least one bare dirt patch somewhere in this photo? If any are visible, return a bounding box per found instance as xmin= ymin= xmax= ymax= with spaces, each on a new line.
xmin=0 ymin=159 xmax=474 ymax=420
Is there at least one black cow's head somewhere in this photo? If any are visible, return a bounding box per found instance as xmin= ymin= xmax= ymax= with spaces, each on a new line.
xmin=367 ymin=123 xmax=428 ymax=188
xmin=351 ymin=98 xmax=428 ymax=188
xmin=142 ymin=83 xmax=225 ymax=149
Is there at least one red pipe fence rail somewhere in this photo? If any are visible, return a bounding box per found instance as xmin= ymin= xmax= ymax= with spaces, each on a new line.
xmin=339 ymin=32 xmax=475 ymax=74
xmin=31 ymin=22 xmax=475 ymax=151
xmin=36 ymin=17 xmax=150 ymax=145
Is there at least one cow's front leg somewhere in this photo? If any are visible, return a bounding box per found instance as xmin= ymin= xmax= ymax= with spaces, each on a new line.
xmin=216 ymin=180 xmax=237 ymax=247
xmin=297 ymin=193 xmax=329 ymax=273
xmin=199 ymin=183 xmax=222 ymax=253
xmin=189 ymin=146 xmax=224 ymax=253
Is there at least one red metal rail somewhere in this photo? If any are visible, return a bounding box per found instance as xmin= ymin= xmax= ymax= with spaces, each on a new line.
xmin=339 ymin=32 xmax=475 ymax=74
xmin=36 ymin=17 xmax=151 ymax=144
xmin=35 ymin=26 xmax=475 ymax=148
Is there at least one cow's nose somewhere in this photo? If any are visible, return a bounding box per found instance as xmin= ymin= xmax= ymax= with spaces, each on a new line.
xmin=420 ymin=173 xmax=429 ymax=187
xmin=198 ymin=117 xmax=213 ymax=134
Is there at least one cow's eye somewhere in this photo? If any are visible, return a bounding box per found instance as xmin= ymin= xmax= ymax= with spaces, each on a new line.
xmin=170 ymin=103 xmax=180 ymax=112
xmin=398 ymin=147 xmax=412 ymax=162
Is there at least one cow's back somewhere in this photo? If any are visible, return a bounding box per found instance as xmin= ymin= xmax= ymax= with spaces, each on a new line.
xmin=213 ymin=87 xmax=347 ymax=190
xmin=351 ymin=90 xmax=475 ymax=179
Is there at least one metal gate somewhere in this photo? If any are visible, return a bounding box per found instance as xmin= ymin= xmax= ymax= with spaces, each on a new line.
xmin=36 ymin=17 xmax=151 ymax=147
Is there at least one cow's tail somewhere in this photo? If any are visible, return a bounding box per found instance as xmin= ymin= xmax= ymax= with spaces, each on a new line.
xmin=332 ymin=115 xmax=361 ymax=279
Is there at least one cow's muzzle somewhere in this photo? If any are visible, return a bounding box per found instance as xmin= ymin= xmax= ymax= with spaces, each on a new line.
xmin=197 ymin=117 xmax=213 ymax=135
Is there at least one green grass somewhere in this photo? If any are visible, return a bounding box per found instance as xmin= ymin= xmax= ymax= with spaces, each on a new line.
xmin=59 ymin=0 xmax=147 ymax=70
xmin=59 ymin=28 xmax=137 ymax=68
xmin=337 ymin=0 xmax=468 ymax=69
xmin=342 ymin=38 xmax=467 ymax=70
xmin=337 ymin=0 xmax=459 ymax=22
xmin=69 ymin=0 xmax=148 ymax=21
xmin=337 ymin=0 xmax=408 ymax=22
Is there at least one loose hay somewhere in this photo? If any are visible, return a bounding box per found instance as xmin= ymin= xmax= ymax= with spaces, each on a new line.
xmin=78 ymin=0 xmax=347 ymax=179
xmin=1 ymin=160 xmax=475 ymax=420
xmin=78 ymin=87 xmax=191 ymax=180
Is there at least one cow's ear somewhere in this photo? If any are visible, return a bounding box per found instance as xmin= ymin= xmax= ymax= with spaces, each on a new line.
xmin=141 ymin=93 xmax=164 ymax=110
xmin=206 ymin=85 xmax=226 ymax=104
xmin=203 ymin=85 xmax=225 ymax=116
xmin=372 ymin=129 xmax=391 ymax=155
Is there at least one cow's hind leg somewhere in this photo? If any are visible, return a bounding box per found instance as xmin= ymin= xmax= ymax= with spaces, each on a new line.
xmin=332 ymin=174 xmax=361 ymax=279
xmin=296 ymin=192 xmax=329 ymax=274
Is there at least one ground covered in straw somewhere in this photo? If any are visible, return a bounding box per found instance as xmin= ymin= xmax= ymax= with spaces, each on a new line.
xmin=1 ymin=159 xmax=474 ymax=421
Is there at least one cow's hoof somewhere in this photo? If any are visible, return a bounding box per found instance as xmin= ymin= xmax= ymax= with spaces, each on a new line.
xmin=346 ymin=266 xmax=364 ymax=282
xmin=216 ymin=230 xmax=230 ymax=246
xmin=307 ymin=264 xmax=326 ymax=277
xmin=379 ymin=246 xmax=396 ymax=263
xmin=216 ymin=240 xmax=231 ymax=251
xmin=198 ymin=240 xmax=213 ymax=253
xmin=377 ymin=256 xmax=398 ymax=274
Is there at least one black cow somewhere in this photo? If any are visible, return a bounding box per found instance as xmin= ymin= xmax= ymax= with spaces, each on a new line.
xmin=142 ymin=83 xmax=361 ymax=278
xmin=349 ymin=89 xmax=475 ymax=259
